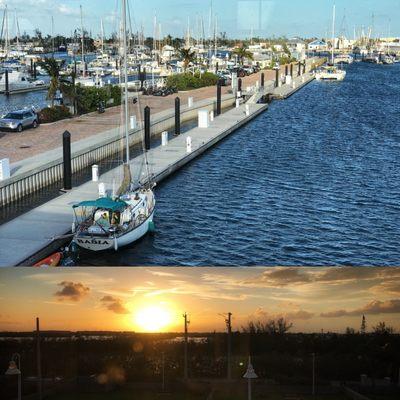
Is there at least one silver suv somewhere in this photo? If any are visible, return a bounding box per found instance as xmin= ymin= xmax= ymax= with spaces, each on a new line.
xmin=0 ymin=109 xmax=39 ymax=132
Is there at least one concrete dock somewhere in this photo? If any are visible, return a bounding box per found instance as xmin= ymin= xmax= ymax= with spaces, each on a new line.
xmin=0 ymin=71 xmax=315 ymax=266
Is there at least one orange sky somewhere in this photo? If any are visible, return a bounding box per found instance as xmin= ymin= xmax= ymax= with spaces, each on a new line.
xmin=0 ymin=267 xmax=399 ymax=333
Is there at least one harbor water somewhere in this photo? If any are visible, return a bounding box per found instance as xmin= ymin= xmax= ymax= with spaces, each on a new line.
xmin=81 ymin=62 xmax=400 ymax=266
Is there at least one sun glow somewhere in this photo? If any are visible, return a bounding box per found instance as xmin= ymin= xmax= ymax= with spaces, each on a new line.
xmin=134 ymin=305 xmax=174 ymax=332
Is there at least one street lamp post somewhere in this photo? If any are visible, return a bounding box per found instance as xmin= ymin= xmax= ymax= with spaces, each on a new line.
xmin=243 ymin=356 xmax=257 ymax=400
xmin=5 ymin=353 xmax=21 ymax=400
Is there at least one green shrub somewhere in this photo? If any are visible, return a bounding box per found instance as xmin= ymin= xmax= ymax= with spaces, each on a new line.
xmin=75 ymin=85 xmax=122 ymax=115
xmin=39 ymin=105 xmax=71 ymax=123
xmin=166 ymin=72 xmax=219 ymax=91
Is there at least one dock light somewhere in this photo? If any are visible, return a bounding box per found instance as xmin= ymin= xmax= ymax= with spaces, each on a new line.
xmin=5 ymin=354 xmax=21 ymax=400
xmin=243 ymin=357 xmax=257 ymax=400
xmin=5 ymin=360 xmax=21 ymax=375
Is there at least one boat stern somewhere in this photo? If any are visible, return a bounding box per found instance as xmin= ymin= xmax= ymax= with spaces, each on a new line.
xmin=74 ymin=236 xmax=115 ymax=251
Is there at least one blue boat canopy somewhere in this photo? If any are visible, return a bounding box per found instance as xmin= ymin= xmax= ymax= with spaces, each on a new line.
xmin=73 ymin=198 xmax=128 ymax=212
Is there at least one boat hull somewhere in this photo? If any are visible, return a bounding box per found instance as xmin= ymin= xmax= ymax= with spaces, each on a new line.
xmin=315 ymin=71 xmax=346 ymax=81
xmin=74 ymin=210 xmax=154 ymax=252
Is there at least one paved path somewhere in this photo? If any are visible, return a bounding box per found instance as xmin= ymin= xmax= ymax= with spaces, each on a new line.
xmin=0 ymin=70 xmax=274 ymax=163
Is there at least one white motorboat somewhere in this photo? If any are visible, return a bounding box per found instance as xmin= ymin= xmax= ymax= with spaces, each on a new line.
xmin=0 ymin=70 xmax=44 ymax=91
xmin=72 ymin=0 xmax=156 ymax=252
xmin=315 ymin=65 xmax=346 ymax=81
xmin=334 ymin=54 xmax=354 ymax=64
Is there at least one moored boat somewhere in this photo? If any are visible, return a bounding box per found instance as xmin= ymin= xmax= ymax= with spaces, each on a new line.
xmin=72 ymin=0 xmax=156 ymax=253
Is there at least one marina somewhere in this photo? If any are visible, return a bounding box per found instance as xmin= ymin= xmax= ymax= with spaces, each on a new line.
xmin=0 ymin=0 xmax=399 ymax=267
xmin=0 ymin=69 xmax=315 ymax=266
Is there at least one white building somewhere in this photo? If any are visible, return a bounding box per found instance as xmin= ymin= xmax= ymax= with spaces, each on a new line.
xmin=308 ymin=40 xmax=328 ymax=51
xmin=287 ymin=38 xmax=306 ymax=60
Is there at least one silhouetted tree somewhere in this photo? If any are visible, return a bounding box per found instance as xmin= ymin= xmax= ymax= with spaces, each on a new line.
xmin=242 ymin=318 xmax=293 ymax=334
xmin=373 ymin=322 xmax=394 ymax=335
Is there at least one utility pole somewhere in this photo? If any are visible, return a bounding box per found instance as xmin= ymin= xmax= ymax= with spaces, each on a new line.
xmin=161 ymin=352 xmax=165 ymax=392
xmin=183 ymin=312 xmax=190 ymax=380
xmin=312 ymin=353 xmax=315 ymax=396
xmin=225 ymin=312 xmax=232 ymax=380
xmin=36 ymin=318 xmax=42 ymax=400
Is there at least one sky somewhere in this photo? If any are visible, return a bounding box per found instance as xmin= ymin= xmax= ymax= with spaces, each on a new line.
xmin=2 ymin=0 xmax=400 ymax=40
xmin=0 ymin=267 xmax=399 ymax=333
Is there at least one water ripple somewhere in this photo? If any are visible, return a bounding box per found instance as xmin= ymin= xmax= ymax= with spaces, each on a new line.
xmin=82 ymin=62 xmax=400 ymax=266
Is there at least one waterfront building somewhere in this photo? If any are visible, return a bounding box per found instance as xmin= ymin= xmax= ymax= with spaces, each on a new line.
xmin=308 ymin=40 xmax=328 ymax=51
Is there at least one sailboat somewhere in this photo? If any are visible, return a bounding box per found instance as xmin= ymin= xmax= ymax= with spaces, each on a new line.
xmin=71 ymin=0 xmax=156 ymax=252
xmin=316 ymin=5 xmax=346 ymax=81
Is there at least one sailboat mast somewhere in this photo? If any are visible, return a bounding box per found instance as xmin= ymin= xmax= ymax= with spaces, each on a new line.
xmin=122 ymin=0 xmax=130 ymax=164
xmin=331 ymin=4 xmax=335 ymax=64
xmin=80 ymin=5 xmax=85 ymax=76
xmin=101 ymin=18 xmax=104 ymax=54
xmin=5 ymin=5 xmax=9 ymax=57
xmin=51 ymin=15 xmax=55 ymax=55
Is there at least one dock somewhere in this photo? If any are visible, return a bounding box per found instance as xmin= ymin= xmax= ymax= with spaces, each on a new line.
xmin=0 ymin=85 xmax=49 ymax=95
xmin=0 ymin=71 xmax=315 ymax=266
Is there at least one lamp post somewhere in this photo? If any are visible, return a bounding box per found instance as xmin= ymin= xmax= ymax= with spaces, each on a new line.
xmin=5 ymin=353 xmax=21 ymax=400
xmin=243 ymin=356 xmax=257 ymax=400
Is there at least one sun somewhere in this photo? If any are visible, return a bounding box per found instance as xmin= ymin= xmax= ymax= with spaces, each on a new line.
xmin=134 ymin=305 xmax=173 ymax=332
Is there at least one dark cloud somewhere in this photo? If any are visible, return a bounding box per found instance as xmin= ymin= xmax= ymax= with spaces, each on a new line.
xmin=251 ymin=307 xmax=314 ymax=321
xmin=285 ymin=310 xmax=314 ymax=320
xmin=54 ymin=281 xmax=90 ymax=302
xmin=100 ymin=296 xmax=130 ymax=315
xmin=321 ymin=299 xmax=400 ymax=318
xmin=243 ymin=268 xmax=312 ymax=287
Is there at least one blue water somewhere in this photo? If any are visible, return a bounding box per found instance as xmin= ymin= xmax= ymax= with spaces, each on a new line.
xmin=80 ymin=62 xmax=400 ymax=266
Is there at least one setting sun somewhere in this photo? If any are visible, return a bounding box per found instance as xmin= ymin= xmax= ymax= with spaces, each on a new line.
xmin=134 ymin=305 xmax=174 ymax=332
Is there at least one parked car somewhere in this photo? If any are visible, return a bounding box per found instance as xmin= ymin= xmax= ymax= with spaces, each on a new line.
xmin=243 ymin=66 xmax=255 ymax=75
xmin=229 ymin=66 xmax=246 ymax=77
xmin=217 ymin=71 xmax=232 ymax=86
xmin=0 ymin=109 xmax=39 ymax=132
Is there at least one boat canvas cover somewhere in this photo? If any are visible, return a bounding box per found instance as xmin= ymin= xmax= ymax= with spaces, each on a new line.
xmin=73 ymin=198 xmax=128 ymax=212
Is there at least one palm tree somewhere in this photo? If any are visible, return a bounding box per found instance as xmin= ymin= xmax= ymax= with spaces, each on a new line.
xmin=233 ymin=47 xmax=254 ymax=65
xmin=38 ymin=57 xmax=65 ymax=107
xmin=179 ymin=48 xmax=196 ymax=71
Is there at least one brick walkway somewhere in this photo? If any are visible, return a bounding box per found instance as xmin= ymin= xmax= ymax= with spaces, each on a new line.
xmin=0 ymin=69 xmax=278 ymax=163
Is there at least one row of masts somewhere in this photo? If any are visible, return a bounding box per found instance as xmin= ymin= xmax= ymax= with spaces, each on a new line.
xmin=0 ymin=5 xmax=21 ymax=55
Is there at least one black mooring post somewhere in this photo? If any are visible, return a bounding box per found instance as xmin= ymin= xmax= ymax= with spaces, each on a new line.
xmin=261 ymin=72 xmax=265 ymax=87
xmin=275 ymin=68 xmax=279 ymax=88
xmin=298 ymin=62 xmax=301 ymax=76
xmin=174 ymin=97 xmax=181 ymax=136
xmin=285 ymin=65 xmax=288 ymax=76
xmin=144 ymin=106 xmax=151 ymax=151
xmin=238 ymin=77 xmax=242 ymax=93
xmin=216 ymin=80 xmax=222 ymax=116
xmin=33 ymin=62 xmax=37 ymax=80
xmin=141 ymin=67 xmax=146 ymax=90
xmin=290 ymin=63 xmax=293 ymax=77
xmin=4 ymin=70 xmax=9 ymax=96
xmin=303 ymin=62 xmax=306 ymax=74
xmin=63 ymin=131 xmax=72 ymax=190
